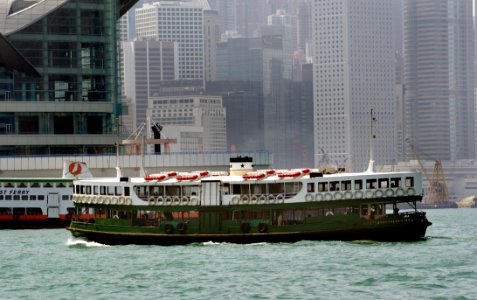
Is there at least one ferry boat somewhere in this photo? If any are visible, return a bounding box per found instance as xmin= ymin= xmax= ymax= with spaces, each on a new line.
xmin=67 ymin=156 xmax=432 ymax=245
xmin=0 ymin=161 xmax=92 ymax=229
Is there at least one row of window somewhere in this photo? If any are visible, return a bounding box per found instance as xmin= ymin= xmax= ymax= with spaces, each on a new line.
xmin=75 ymin=185 xmax=130 ymax=197
xmin=0 ymin=195 xmax=70 ymax=201
xmin=307 ymin=177 xmax=414 ymax=193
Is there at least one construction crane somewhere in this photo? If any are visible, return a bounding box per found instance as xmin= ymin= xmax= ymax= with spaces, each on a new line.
xmin=407 ymin=143 xmax=450 ymax=207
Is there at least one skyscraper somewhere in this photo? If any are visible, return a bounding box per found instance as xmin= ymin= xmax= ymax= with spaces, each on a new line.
xmin=0 ymin=0 xmax=135 ymax=155
xmin=403 ymin=0 xmax=475 ymax=161
xmin=135 ymin=0 xmax=210 ymax=81
xmin=312 ymin=0 xmax=396 ymax=171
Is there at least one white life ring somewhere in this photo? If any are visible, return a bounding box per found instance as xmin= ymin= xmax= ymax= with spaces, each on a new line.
xmin=407 ymin=188 xmax=415 ymax=196
xmin=385 ymin=189 xmax=394 ymax=197
xmin=375 ymin=190 xmax=384 ymax=198
xmin=118 ymin=196 xmax=125 ymax=204
xmin=156 ymin=196 xmax=164 ymax=206
xmin=334 ymin=192 xmax=343 ymax=200
xmin=305 ymin=193 xmax=314 ymax=202
xmin=250 ymin=195 xmax=258 ymax=204
xmin=258 ymin=195 xmax=267 ymax=204
xmin=181 ymin=196 xmax=189 ymax=206
xmin=165 ymin=196 xmax=173 ymax=205
xmin=92 ymin=196 xmax=98 ymax=204
xmin=104 ymin=197 xmax=111 ymax=205
xmin=276 ymin=194 xmax=284 ymax=204
xmin=344 ymin=191 xmax=353 ymax=200
xmin=354 ymin=191 xmax=363 ymax=199
xmin=172 ymin=196 xmax=181 ymax=206
xmin=267 ymin=194 xmax=276 ymax=204
xmin=324 ymin=193 xmax=333 ymax=201
xmin=365 ymin=190 xmax=375 ymax=199
xmin=110 ymin=197 xmax=117 ymax=205
xmin=189 ymin=196 xmax=199 ymax=206
xmin=396 ymin=188 xmax=405 ymax=196
xmin=148 ymin=196 xmax=156 ymax=206
xmin=315 ymin=193 xmax=323 ymax=202
xmin=97 ymin=197 xmax=104 ymax=205
xmin=86 ymin=196 xmax=92 ymax=204
xmin=125 ymin=197 xmax=132 ymax=205
xmin=230 ymin=196 xmax=240 ymax=205
xmin=118 ymin=197 xmax=125 ymax=205
xmin=240 ymin=195 xmax=250 ymax=205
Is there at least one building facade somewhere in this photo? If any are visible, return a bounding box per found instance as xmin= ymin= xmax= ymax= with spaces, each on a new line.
xmin=122 ymin=39 xmax=178 ymax=129
xmin=0 ymin=0 xmax=135 ymax=156
xmin=403 ymin=0 xmax=475 ymax=161
xmin=148 ymin=95 xmax=227 ymax=152
xmin=135 ymin=0 xmax=210 ymax=81
xmin=312 ymin=0 xmax=396 ymax=171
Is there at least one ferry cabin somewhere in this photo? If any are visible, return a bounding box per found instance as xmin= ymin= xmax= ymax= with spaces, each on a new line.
xmin=0 ymin=179 xmax=75 ymax=228
xmin=71 ymin=171 xmax=424 ymax=240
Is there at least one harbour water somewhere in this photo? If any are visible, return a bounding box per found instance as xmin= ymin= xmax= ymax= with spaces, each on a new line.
xmin=1 ymin=209 xmax=476 ymax=299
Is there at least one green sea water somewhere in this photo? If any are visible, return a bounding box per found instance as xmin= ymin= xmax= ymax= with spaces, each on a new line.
xmin=0 ymin=209 xmax=476 ymax=299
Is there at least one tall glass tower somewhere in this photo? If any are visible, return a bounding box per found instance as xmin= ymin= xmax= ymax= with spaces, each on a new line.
xmin=0 ymin=0 xmax=138 ymax=155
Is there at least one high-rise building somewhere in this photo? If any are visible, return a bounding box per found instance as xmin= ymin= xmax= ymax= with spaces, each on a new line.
xmin=312 ymin=0 xmax=396 ymax=171
xmin=135 ymin=0 xmax=210 ymax=81
xmin=122 ymin=39 xmax=178 ymax=130
xmin=403 ymin=0 xmax=475 ymax=161
xmin=148 ymin=95 xmax=227 ymax=152
xmin=204 ymin=9 xmax=220 ymax=82
xmin=208 ymin=0 xmax=237 ymax=34
xmin=0 ymin=0 xmax=136 ymax=156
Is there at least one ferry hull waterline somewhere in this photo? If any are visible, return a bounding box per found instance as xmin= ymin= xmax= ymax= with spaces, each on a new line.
xmin=67 ymin=156 xmax=432 ymax=245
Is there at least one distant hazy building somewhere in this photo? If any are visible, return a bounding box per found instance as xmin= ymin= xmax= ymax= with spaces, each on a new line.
xmin=403 ymin=0 xmax=475 ymax=161
xmin=135 ymin=0 xmax=210 ymax=80
xmin=216 ymin=37 xmax=263 ymax=82
xmin=123 ymin=40 xmax=178 ymax=129
xmin=236 ymin=0 xmax=269 ymax=37
xmin=204 ymin=10 xmax=220 ymax=82
xmin=208 ymin=0 xmax=237 ymax=34
xmin=297 ymin=0 xmax=312 ymax=54
xmin=312 ymin=0 xmax=396 ymax=171
xmin=148 ymin=95 xmax=227 ymax=152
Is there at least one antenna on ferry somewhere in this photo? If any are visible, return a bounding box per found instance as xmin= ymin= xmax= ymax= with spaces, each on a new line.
xmin=366 ymin=109 xmax=376 ymax=173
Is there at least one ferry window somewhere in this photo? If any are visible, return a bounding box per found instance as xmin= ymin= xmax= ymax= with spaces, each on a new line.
xmin=30 ymin=195 xmax=37 ymax=200
xmin=85 ymin=186 xmax=91 ymax=194
xmin=0 ymin=195 xmax=3 ymax=200
xmin=115 ymin=186 xmax=122 ymax=196
xmin=285 ymin=182 xmax=301 ymax=195
xmin=390 ymin=178 xmax=401 ymax=188
xmin=240 ymin=184 xmax=251 ymax=195
xmin=31 ymin=183 xmax=40 ymax=188
xmin=27 ymin=208 xmax=43 ymax=215
xmin=378 ymin=178 xmax=389 ymax=189
xmin=5 ymin=183 xmax=13 ymax=187
xmin=330 ymin=181 xmax=340 ymax=191
xmin=166 ymin=185 xmax=180 ymax=196
xmin=14 ymin=195 xmax=20 ymax=201
xmin=252 ymin=184 xmax=266 ymax=195
xmin=68 ymin=183 xmax=74 ymax=188
xmin=44 ymin=183 xmax=52 ymax=188
xmin=18 ymin=183 xmax=27 ymax=188
xmin=307 ymin=183 xmax=315 ymax=193
xmin=62 ymin=195 xmax=69 ymax=201
xmin=354 ymin=180 xmax=362 ymax=190
xmin=93 ymin=186 xmax=98 ymax=195
xmin=38 ymin=195 xmax=45 ymax=201
xmin=366 ymin=179 xmax=377 ymax=189
xmin=125 ymin=187 xmax=130 ymax=196
xmin=22 ymin=195 xmax=28 ymax=201
xmin=150 ymin=186 xmax=161 ymax=196
xmin=232 ymin=184 xmax=241 ymax=194
xmin=13 ymin=208 xmax=25 ymax=215
xmin=107 ymin=186 xmax=115 ymax=195
xmin=405 ymin=177 xmax=414 ymax=187
xmin=5 ymin=195 xmax=12 ymax=200
xmin=268 ymin=183 xmax=284 ymax=195
xmin=57 ymin=182 xmax=65 ymax=188
xmin=341 ymin=181 xmax=351 ymax=191
xmin=100 ymin=186 xmax=106 ymax=195
xmin=318 ymin=182 xmax=328 ymax=192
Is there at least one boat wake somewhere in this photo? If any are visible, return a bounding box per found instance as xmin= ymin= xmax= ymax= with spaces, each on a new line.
xmin=66 ymin=237 xmax=109 ymax=248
